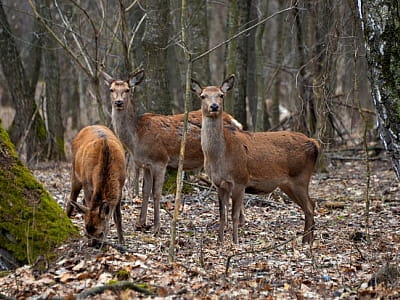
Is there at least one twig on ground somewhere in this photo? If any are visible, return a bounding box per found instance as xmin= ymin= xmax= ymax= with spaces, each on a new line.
xmin=225 ymin=226 xmax=315 ymax=277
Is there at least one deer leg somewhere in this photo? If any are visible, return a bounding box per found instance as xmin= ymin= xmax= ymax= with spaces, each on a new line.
xmin=114 ymin=199 xmax=124 ymax=244
xmin=217 ymin=181 xmax=232 ymax=244
xmin=137 ymin=168 xmax=152 ymax=229
xmin=281 ymin=182 xmax=315 ymax=244
xmin=66 ymin=175 xmax=82 ymax=217
xmin=231 ymin=186 xmax=245 ymax=244
xmin=152 ymin=165 xmax=166 ymax=233
xmin=239 ymin=202 xmax=246 ymax=226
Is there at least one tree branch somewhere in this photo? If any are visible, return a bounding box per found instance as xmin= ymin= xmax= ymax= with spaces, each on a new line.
xmin=193 ymin=6 xmax=295 ymax=63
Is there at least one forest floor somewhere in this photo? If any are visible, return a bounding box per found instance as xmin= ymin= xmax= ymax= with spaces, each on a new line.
xmin=1 ymin=150 xmax=400 ymax=299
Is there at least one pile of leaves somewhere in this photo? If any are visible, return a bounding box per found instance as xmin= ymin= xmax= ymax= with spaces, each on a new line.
xmin=1 ymin=151 xmax=400 ymax=299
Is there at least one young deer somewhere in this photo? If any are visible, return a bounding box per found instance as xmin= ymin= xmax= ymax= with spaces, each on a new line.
xmin=191 ymin=75 xmax=319 ymax=244
xmin=66 ymin=125 xmax=126 ymax=245
xmin=102 ymin=70 xmax=243 ymax=232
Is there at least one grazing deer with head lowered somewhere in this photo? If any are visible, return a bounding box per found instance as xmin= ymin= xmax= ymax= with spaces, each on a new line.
xmin=102 ymin=70 xmax=243 ymax=232
xmin=191 ymin=75 xmax=319 ymax=244
xmin=66 ymin=125 xmax=126 ymax=245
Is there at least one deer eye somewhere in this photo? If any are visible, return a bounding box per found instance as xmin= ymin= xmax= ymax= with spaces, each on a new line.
xmin=220 ymin=94 xmax=224 ymax=98
xmin=109 ymin=88 xmax=114 ymax=92
xmin=200 ymin=95 xmax=206 ymax=99
xmin=125 ymin=88 xmax=130 ymax=93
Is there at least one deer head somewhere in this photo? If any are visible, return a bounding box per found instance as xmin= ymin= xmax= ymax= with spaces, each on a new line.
xmin=102 ymin=70 xmax=145 ymax=111
xmin=191 ymin=75 xmax=235 ymax=118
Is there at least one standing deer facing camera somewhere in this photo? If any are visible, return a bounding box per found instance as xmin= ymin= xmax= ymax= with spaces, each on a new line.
xmin=102 ymin=70 xmax=244 ymax=232
xmin=191 ymin=75 xmax=319 ymax=244
xmin=66 ymin=125 xmax=126 ymax=245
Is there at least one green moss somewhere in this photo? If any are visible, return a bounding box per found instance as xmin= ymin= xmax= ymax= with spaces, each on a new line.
xmin=162 ymin=169 xmax=194 ymax=195
xmin=35 ymin=117 xmax=47 ymax=140
xmin=56 ymin=136 xmax=65 ymax=155
xmin=0 ymin=126 xmax=78 ymax=265
xmin=115 ymin=268 xmax=130 ymax=281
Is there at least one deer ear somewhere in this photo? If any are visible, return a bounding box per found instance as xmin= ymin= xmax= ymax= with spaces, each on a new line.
xmin=190 ymin=79 xmax=203 ymax=96
xmin=221 ymin=75 xmax=235 ymax=93
xmin=102 ymin=71 xmax=114 ymax=86
xmin=129 ymin=70 xmax=145 ymax=87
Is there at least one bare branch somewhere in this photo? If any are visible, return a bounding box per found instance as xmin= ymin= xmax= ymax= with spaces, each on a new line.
xmin=193 ymin=6 xmax=295 ymax=63
xmin=28 ymin=0 xmax=92 ymax=78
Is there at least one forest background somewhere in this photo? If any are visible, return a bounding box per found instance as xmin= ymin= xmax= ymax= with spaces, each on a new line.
xmin=0 ymin=0 xmax=389 ymax=167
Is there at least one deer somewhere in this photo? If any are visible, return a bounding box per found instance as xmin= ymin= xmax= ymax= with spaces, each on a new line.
xmin=191 ymin=75 xmax=320 ymax=244
xmin=65 ymin=125 xmax=126 ymax=246
xmin=102 ymin=70 xmax=244 ymax=232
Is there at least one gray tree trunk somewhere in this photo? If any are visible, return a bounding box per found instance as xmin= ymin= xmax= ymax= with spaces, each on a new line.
xmin=42 ymin=1 xmax=65 ymax=161
xmin=225 ymin=0 xmax=238 ymax=116
xmin=142 ymin=0 xmax=172 ymax=114
xmin=188 ymin=0 xmax=210 ymax=110
xmin=361 ymin=0 xmax=400 ymax=178
xmin=0 ymin=0 xmax=48 ymax=163
xmin=233 ymin=0 xmax=251 ymax=129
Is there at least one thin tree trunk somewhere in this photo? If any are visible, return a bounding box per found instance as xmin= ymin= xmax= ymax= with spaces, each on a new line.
xmin=224 ymin=0 xmax=238 ymax=115
xmin=42 ymin=0 xmax=65 ymax=161
xmin=255 ymin=0 xmax=268 ymax=131
xmin=169 ymin=0 xmax=191 ymax=263
xmin=188 ymin=0 xmax=210 ymax=110
xmin=246 ymin=1 xmax=257 ymax=130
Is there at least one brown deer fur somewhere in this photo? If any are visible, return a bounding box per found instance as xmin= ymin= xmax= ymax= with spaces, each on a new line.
xmin=191 ymin=75 xmax=320 ymax=244
xmin=66 ymin=125 xmax=126 ymax=245
xmin=102 ymin=70 xmax=243 ymax=232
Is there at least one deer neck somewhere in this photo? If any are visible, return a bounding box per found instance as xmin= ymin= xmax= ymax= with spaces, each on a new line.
xmin=111 ymin=102 xmax=139 ymax=153
xmin=201 ymin=115 xmax=226 ymax=164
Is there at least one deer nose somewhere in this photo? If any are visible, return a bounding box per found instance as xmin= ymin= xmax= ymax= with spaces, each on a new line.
xmin=210 ymin=103 xmax=219 ymax=112
xmin=114 ymin=100 xmax=124 ymax=107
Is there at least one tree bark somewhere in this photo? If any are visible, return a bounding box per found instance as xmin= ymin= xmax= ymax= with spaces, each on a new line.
xmin=224 ymin=0 xmax=238 ymax=115
xmin=254 ymin=2 xmax=268 ymax=131
xmin=233 ymin=0 xmax=251 ymax=129
xmin=361 ymin=0 xmax=400 ymax=178
xmin=142 ymin=0 xmax=172 ymax=114
xmin=0 ymin=123 xmax=77 ymax=270
xmin=0 ymin=0 xmax=48 ymax=163
xmin=188 ymin=0 xmax=210 ymax=110
xmin=42 ymin=0 xmax=66 ymax=161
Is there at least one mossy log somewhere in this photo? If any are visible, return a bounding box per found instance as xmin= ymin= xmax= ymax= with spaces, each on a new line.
xmin=0 ymin=122 xmax=78 ymax=270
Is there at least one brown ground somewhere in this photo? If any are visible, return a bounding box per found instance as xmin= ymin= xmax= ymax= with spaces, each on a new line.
xmin=0 ymin=151 xmax=399 ymax=299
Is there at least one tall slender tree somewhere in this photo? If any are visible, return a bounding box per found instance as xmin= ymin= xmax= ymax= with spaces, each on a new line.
xmin=41 ymin=0 xmax=65 ymax=161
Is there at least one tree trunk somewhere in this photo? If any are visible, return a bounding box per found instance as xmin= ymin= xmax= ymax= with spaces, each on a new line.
xmin=188 ymin=0 xmax=210 ymax=110
xmin=142 ymin=0 xmax=172 ymax=114
xmin=224 ymin=0 xmax=238 ymax=115
xmin=271 ymin=0 xmax=285 ymax=129
xmin=0 ymin=123 xmax=77 ymax=270
xmin=361 ymin=0 xmax=400 ymax=178
xmin=233 ymin=0 xmax=251 ymax=129
xmin=246 ymin=1 xmax=257 ymax=131
xmin=42 ymin=0 xmax=66 ymax=161
xmin=255 ymin=0 xmax=268 ymax=132
xmin=0 ymin=0 xmax=48 ymax=163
